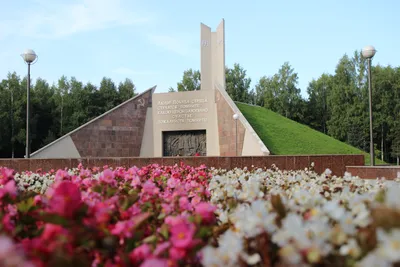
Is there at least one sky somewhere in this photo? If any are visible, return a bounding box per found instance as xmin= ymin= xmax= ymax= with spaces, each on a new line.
xmin=1 ymin=0 xmax=399 ymax=98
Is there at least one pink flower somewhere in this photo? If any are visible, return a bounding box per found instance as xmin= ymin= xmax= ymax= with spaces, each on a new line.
xmin=71 ymin=175 xmax=82 ymax=184
xmin=169 ymin=220 xmax=195 ymax=248
xmin=142 ymin=180 xmax=160 ymax=195
xmin=140 ymin=258 xmax=169 ymax=267
xmin=55 ymin=169 xmax=70 ymax=182
xmin=179 ymin=196 xmax=191 ymax=210
xmin=2 ymin=214 xmax=15 ymax=232
xmin=48 ymin=181 xmax=82 ymax=218
xmin=165 ymin=215 xmax=184 ymax=226
xmin=40 ymin=224 xmax=66 ymax=241
xmin=93 ymin=202 xmax=112 ymax=224
xmin=169 ymin=247 xmax=186 ymax=260
xmin=0 ymin=180 xmax=17 ymax=199
xmin=161 ymin=203 xmax=173 ymax=214
xmin=130 ymin=176 xmax=141 ymax=187
xmin=153 ymin=169 xmax=162 ymax=178
xmin=99 ymin=169 xmax=115 ymax=184
xmin=167 ymin=178 xmax=179 ymax=189
xmin=112 ymin=213 xmax=150 ymax=238
xmin=129 ymin=244 xmax=152 ymax=263
xmin=111 ymin=220 xmax=132 ymax=238
xmin=0 ymin=235 xmax=14 ymax=258
xmin=194 ymin=202 xmax=216 ymax=223
xmin=6 ymin=204 xmax=17 ymax=216
xmin=153 ymin=241 xmax=170 ymax=256
xmin=0 ymin=168 xmax=14 ymax=185
xmin=191 ymin=195 xmax=202 ymax=206
xmin=33 ymin=195 xmax=42 ymax=205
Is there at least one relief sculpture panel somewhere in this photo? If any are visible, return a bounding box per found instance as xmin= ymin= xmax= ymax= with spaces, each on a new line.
xmin=163 ymin=130 xmax=206 ymax=156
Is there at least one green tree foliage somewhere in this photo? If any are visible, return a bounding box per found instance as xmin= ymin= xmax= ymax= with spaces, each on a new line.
xmin=225 ymin=63 xmax=252 ymax=103
xmin=2 ymin=52 xmax=400 ymax=163
xmin=0 ymin=74 xmax=137 ymax=158
xmin=118 ymin=78 xmax=136 ymax=101
xmin=170 ymin=64 xmax=253 ymax=104
xmin=306 ymin=74 xmax=332 ymax=133
xmin=170 ymin=69 xmax=201 ymax=92
xmin=254 ymin=62 xmax=303 ymax=121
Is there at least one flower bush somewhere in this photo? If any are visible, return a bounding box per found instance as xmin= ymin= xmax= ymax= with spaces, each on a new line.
xmin=202 ymin=166 xmax=400 ymax=267
xmin=0 ymin=163 xmax=400 ymax=266
xmin=0 ymin=164 xmax=216 ymax=266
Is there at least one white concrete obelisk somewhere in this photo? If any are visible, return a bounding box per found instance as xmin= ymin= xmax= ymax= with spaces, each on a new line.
xmin=200 ymin=19 xmax=225 ymax=91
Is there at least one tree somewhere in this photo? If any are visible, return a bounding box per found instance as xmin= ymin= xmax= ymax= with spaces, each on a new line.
xmin=118 ymin=78 xmax=136 ymax=101
xmin=99 ymin=77 xmax=119 ymax=113
xmin=55 ymin=76 xmax=70 ymax=136
xmin=391 ymin=120 xmax=400 ymax=165
xmin=171 ymin=69 xmax=201 ymax=92
xmin=254 ymin=62 xmax=302 ymax=121
xmin=225 ymin=63 xmax=251 ymax=103
xmin=31 ymin=78 xmax=56 ymax=150
xmin=306 ymin=74 xmax=332 ymax=133
xmin=327 ymin=55 xmax=355 ymax=142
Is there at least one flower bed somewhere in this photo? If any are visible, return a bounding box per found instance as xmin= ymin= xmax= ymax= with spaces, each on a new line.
xmin=1 ymin=163 xmax=400 ymax=266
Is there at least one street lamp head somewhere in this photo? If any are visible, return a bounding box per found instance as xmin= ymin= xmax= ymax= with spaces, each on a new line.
xmin=233 ymin=113 xmax=239 ymax=120
xmin=21 ymin=49 xmax=37 ymax=64
xmin=362 ymin=45 xmax=376 ymax=59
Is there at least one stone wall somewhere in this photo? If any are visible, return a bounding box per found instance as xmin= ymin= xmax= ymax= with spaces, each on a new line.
xmin=215 ymin=89 xmax=246 ymax=156
xmin=69 ymin=88 xmax=153 ymax=157
xmin=0 ymin=154 xmax=364 ymax=176
xmin=346 ymin=166 xmax=400 ymax=180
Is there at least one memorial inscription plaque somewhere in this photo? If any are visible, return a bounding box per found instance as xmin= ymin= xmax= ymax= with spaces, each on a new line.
xmin=162 ymin=130 xmax=206 ymax=156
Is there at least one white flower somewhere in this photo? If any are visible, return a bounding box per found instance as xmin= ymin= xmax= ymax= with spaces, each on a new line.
xmin=324 ymin=169 xmax=332 ymax=176
xmin=375 ymin=228 xmax=400 ymax=262
xmin=339 ymin=212 xmax=357 ymax=235
xmin=323 ymin=200 xmax=346 ymax=221
xmin=351 ymin=202 xmax=371 ymax=227
xmin=385 ymin=185 xmax=400 ymax=210
xmin=278 ymin=244 xmax=302 ymax=265
xmin=214 ymin=209 xmax=228 ymax=225
xmin=201 ymin=246 xmax=224 ymax=267
xmin=356 ymin=252 xmax=391 ymax=267
xmin=340 ymin=238 xmax=361 ymax=258
xmin=240 ymin=253 xmax=261 ymax=265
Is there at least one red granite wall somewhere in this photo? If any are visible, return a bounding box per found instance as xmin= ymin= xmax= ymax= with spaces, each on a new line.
xmin=215 ymin=90 xmax=245 ymax=156
xmin=346 ymin=166 xmax=400 ymax=180
xmin=0 ymin=154 xmax=364 ymax=176
xmin=69 ymin=89 xmax=153 ymax=157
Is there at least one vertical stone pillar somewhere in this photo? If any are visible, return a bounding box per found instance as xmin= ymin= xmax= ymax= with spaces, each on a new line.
xmin=200 ymin=19 xmax=225 ymax=91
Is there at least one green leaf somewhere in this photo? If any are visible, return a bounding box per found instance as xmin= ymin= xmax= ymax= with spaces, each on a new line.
xmin=157 ymin=213 xmax=166 ymax=220
xmin=159 ymin=224 xmax=169 ymax=239
xmin=196 ymin=226 xmax=211 ymax=239
xmin=142 ymin=234 xmax=157 ymax=244
xmin=17 ymin=197 xmax=34 ymax=213
xmin=106 ymin=187 xmax=117 ymax=198
xmin=40 ymin=213 xmax=69 ymax=227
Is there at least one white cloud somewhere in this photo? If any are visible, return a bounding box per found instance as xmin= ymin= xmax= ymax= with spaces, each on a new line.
xmin=112 ymin=67 xmax=155 ymax=76
xmin=0 ymin=0 xmax=154 ymax=39
xmin=147 ymin=34 xmax=196 ymax=57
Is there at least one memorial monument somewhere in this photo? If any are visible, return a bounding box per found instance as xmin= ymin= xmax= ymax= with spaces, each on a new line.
xmin=31 ymin=20 xmax=270 ymax=158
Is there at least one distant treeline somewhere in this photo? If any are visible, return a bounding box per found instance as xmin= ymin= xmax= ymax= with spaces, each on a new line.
xmin=1 ymin=50 xmax=400 ymax=163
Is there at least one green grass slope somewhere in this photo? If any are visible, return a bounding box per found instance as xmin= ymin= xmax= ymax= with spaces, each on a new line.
xmin=236 ymin=102 xmax=383 ymax=165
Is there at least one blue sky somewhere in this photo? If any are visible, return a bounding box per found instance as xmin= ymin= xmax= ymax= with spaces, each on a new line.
xmin=1 ymin=0 xmax=399 ymax=98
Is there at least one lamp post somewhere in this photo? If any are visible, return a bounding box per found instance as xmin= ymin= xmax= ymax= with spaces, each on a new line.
xmin=21 ymin=49 xmax=38 ymax=159
xmin=233 ymin=113 xmax=239 ymax=156
xmin=362 ymin=45 xmax=376 ymax=166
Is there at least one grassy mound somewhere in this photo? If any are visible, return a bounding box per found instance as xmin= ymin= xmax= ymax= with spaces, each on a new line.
xmin=236 ymin=102 xmax=383 ymax=165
